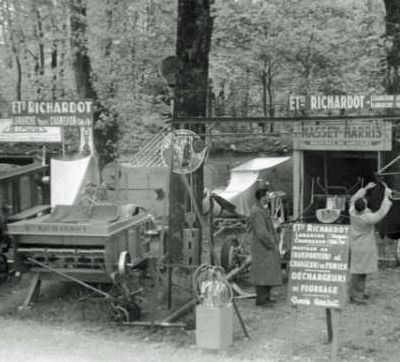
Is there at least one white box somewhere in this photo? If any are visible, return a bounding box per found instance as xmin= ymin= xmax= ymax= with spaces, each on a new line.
xmin=195 ymin=303 xmax=233 ymax=350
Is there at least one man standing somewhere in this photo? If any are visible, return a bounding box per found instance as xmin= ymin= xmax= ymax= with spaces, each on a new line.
xmin=249 ymin=187 xmax=282 ymax=306
xmin=349 ymin=182 xmax=393 ymax=304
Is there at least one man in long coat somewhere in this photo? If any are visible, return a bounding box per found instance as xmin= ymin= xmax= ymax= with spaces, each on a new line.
xmin=349 ymin=182 xmax=393 ymax=304
xmin=249 ymin=187 xmax=282 ymax=306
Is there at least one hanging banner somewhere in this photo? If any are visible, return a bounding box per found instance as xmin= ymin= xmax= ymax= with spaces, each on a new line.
xmin=293 ymin=119 xmax=392 ymax=151
xmin=289 ymin=94 xmax=400 ymax=111
xmin=0 ymin=118 xmax=61 ymax=143
xmin=288 ymin=223 xmax=349 ymax=309
xmin=11 ymin=101 xmax=93 ymax=127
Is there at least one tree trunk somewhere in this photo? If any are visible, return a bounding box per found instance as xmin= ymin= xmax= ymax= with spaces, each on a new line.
xmin=36 ymin=9 xmax=45 ymax=76
xmin=70 ymin=0 xmax=96 ymax=100
xmin=15 ymin=55 xmax=22 ymax=101
xmin=58 ymin=20 xmax=68 ymax=98
xmin=51 ymin=18 xmax=58 ymax=100
xmin=168 ymin=0 xmax=212 ymax=263
xmin=383 ymin=0 xmax=400 ymax=188
xmin=267 ymin=65 xmax=274 ymax=132
xmin=384 ymin=0 xmax=400 ymax=93
xmin=215 ymin=81 xmax=225 ymax=116
xmin=261 ymin=61 xmax=267 ymax=117
xmin=69 ymin=0 xmax=119 ymax=174
xmin=241 ymin=71 xmax=250 ymax=118
xmin=3 ymin=0 xmax=22 ymax=100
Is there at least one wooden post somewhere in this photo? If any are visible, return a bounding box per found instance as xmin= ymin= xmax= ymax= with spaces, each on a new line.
xmin=326 ymin=308 xmax=340 ymax=361
xmin=19 ymin=273 xmax=41 ymax=310
xmin=232 ymin=298 xmax=249 ymax=338
xmin=290 ymin=306 xmax=298 ymax=358
xmin=114 ymin=160 xmax=120 ymax=203
xmin=209 ymin=195 xmax=215 ymax=265
xmin=167 ymin=266 xmax=173 ymax=310
xmin=149 ymin=258 xmax=158 ymax=330
xmin=166 ymin=135 xmax=174 ymax=310
xmin=42 ymin=145 xmax=46 ymax=166
xmin=61 ymin=127 xmax=66 ymax=158
xmin=326 ymin=308 xmax=333 ymax=342
xmin=330 ymin=309 xmax=340 ymax=362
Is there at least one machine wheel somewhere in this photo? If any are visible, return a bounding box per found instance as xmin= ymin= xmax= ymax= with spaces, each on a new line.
xmin=220 ymin=240 xmax=235 ymax=272
xmin=0 ymin=253 xmax=8 ymax=284
xmin=126 ymin=301 xmax=141 ymax=321
xmin=110 ymin=300 xmax=141 ymax=322
xmin=118 ymin=251 xmax=132 ymax=277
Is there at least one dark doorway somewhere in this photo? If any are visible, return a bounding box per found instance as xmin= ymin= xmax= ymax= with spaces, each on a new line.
xmin=303 ymin=151 xmax=377 ymax=221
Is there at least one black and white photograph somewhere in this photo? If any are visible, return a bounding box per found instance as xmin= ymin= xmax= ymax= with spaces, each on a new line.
xmin=1 ymin=0 xmax=400 ymax=361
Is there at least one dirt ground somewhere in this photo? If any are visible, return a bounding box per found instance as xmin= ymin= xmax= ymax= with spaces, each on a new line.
xmin=1 ymin=265 xmax=400 ymax=362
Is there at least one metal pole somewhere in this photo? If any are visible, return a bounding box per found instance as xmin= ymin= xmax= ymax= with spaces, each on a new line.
xmin=26 ymin=257 xmax=111 ymax=299
xmin=167 ymin=130 xmax=174 ymax=310
xmin=209 ymin=195 xmax=215 ymax=265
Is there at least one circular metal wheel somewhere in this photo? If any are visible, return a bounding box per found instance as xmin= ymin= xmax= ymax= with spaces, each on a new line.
xmin=110 ymin=301 xmax=141 ymax=322
xmin=118 ymin=251 xmax=132 ymax=277
xmin=110 ymin=304 xmax=129 ymax=322
xmin=267 ymin=194 xmax=285 ymax=229
xmin=220 ymin=240 xmax=235 ymax=272
xmin=0 ymin=253 xmax=8 ymax=284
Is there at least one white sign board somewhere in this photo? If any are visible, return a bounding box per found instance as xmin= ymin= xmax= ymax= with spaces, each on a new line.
xmin=11 ymin=100 xmax=93 ymax=127
xmin=289 ymin=94 xmax=400 ymax=111
xmin=0 ymin=119 xmax=61 ymax=143
xmin=293 ymin=119 xmax=392 ymax=151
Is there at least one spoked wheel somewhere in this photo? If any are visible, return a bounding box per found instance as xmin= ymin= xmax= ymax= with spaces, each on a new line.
xmin=267 ymin=193 xmax=285 ymax=229
xmin=0 ymin=254 xmax=8 ymax=284
xmin=109 ymin=300 xmax=141 ymax=322
xmin=220 ymin=240 xmax=236 ymax=273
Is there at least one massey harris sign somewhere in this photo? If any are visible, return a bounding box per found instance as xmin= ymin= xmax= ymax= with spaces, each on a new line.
xmin=289 ymin=94 xmax=400 ymax=111
xmin=293 ymin=119 xmax=392 ymax=151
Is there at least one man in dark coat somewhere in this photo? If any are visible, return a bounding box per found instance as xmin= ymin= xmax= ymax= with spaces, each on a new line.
xmin=249 ymin=187 xmax=283 ymax=306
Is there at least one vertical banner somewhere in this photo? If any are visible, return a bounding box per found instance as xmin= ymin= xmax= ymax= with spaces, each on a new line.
xmin=288 ymin=223 xmax=349 ymax=309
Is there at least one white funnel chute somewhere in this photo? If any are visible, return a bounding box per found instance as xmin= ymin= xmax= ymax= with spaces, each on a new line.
xmin=50 ymin=156 xmax=100 ymax=207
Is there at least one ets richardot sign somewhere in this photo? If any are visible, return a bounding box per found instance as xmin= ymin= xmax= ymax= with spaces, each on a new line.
xmin=12 ymin=101 xmax=93 ymax=127
xmin=289 ymin=94 xmax=400 ymax=111
xmin=293 ymin=119 xmax=392 ymax=151
xmin=288 ymin=223 xmax=349 ymax=309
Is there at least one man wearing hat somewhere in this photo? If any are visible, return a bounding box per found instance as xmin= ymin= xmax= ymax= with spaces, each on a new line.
xmin=249 ymin=186 xmax=282 ymax=306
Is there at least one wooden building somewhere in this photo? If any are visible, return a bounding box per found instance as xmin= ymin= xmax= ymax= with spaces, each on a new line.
xmin=292 ymin=118 xmax=394 ymax=220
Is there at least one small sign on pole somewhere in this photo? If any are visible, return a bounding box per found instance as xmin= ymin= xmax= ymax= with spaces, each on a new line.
xmin=288 ymin=223 xmax=349 ymax=308
xmin=287 ymin=223 xmax=349 ymax=361
xmin=0 ymin=119 xmax=61 ymax=143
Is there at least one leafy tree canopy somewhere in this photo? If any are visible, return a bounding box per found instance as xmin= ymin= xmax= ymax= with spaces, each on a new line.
xmin=0 ymin=0 xmax=389 ymax=156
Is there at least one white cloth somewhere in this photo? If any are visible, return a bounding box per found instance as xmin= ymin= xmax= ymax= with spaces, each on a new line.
xmin=51 ymin=156 xmax=99 ymax=207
